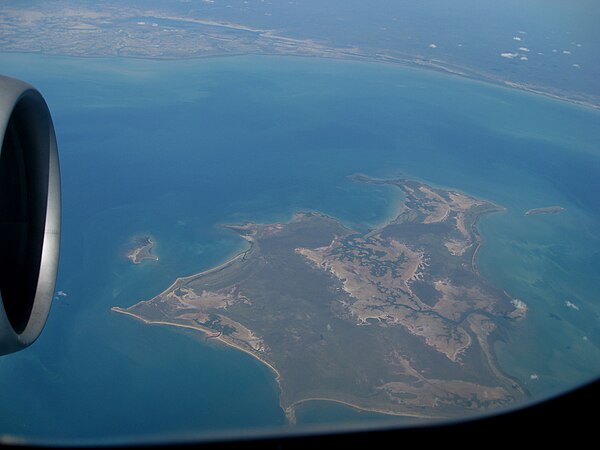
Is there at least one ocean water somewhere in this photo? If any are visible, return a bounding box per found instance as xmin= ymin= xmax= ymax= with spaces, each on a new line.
xmin=0 ymin=53 xmax=599 ymax=443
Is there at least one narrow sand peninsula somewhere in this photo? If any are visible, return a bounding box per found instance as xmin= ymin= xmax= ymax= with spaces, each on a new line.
xmin=111 ymin=306 xmax=281 ymax=383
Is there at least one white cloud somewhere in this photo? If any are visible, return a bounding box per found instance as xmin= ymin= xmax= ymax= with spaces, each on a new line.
xmin=572 ymin=64 xmax=581 ymax=69
xmin=518 ymin=30 xmax=527 ymax=35
xmin=530 ymin=374 xmax=539 ymax=380
xmin=429 ymin=43 xmax=437 ymax=49
xmin=518 ymin=47 xmax=530 ymax=52
xmin=57 ymin=290 xmax=68 ymax=297
xmin=563 ymin=50 xmax=572 ymax=54
xmin=552 ymin=49 xmax=558 ymax=53
xmin=513 ymin=36 xmax=522 ymax=41
xmin=565 ymin=300 xmax=579 ymax=310
xmin=501 ymin=52 xmax=519 ymax=59
xmin=576 ymin=43 xmax=582 ymax=47
xmin=520 ymin=56 xmax=528 ymax=61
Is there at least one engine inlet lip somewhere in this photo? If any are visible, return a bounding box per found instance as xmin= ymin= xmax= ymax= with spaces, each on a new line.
xmin=0 ymin=75 xmax=61 ymax=355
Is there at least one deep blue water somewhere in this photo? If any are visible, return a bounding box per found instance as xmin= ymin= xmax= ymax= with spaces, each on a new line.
xmin=0 ymin=53 xmax=599 ymax=443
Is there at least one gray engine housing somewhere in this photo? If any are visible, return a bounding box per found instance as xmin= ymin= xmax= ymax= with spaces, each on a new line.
xmin=0 ymin=75 xmax=61 ymax=356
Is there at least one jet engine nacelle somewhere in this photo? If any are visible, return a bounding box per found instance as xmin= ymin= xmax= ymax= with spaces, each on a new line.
xmin=0 ymin=75 xmax=60 ymax=356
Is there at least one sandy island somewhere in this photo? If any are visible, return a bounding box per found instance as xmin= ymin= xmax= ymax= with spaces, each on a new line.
xmin=525 ymin=206 xmax=565 ymax=216
xmin=127 ymin=236 xmax=159 ymax=264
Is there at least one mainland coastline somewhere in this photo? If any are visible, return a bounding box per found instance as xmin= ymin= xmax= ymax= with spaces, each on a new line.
xmin=2 ymin=6 xmax=598 ymax=111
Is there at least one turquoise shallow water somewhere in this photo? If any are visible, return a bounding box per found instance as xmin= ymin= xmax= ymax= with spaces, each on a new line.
xmin=0 ymin=53 xmax=599 ymax=442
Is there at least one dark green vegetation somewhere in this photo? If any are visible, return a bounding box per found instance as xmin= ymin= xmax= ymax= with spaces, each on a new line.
xmin=115 ymin=177 xmax=528 ymax=420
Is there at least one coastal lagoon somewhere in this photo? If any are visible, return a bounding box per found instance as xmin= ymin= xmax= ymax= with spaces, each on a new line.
xmin=0 ymin=53 xmax=599 ymax=442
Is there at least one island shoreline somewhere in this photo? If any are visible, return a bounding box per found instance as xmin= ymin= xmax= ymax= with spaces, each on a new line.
xmin=111 ymin=306 xmax=281 ymax=380
xmin=111 ymin=305 xmax=440 ymax=423
xmin=113 ymin=176 xmax=527 ymax=421
xmin=286 ymin=398 xmax=440 ymax=424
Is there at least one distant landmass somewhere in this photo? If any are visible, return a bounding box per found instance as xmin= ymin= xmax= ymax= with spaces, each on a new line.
xmin=127 ymin=236 xmax=158 ymax=264
xmin=114 ymin=176 xmax=527 ymax=421
xmin=1 ymin=1 xmax=598 ymax=110
xmin=525 ymin=206 xmax=565 ymax=216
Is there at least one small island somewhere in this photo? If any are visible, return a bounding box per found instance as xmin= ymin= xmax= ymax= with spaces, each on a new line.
xmin=525 ymin=206 xmax=565 ymax=216
xmin=127 ymin=236 xmax=159 ymax=264
xmin=114 ymin=176 xmax=527 ymax=422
